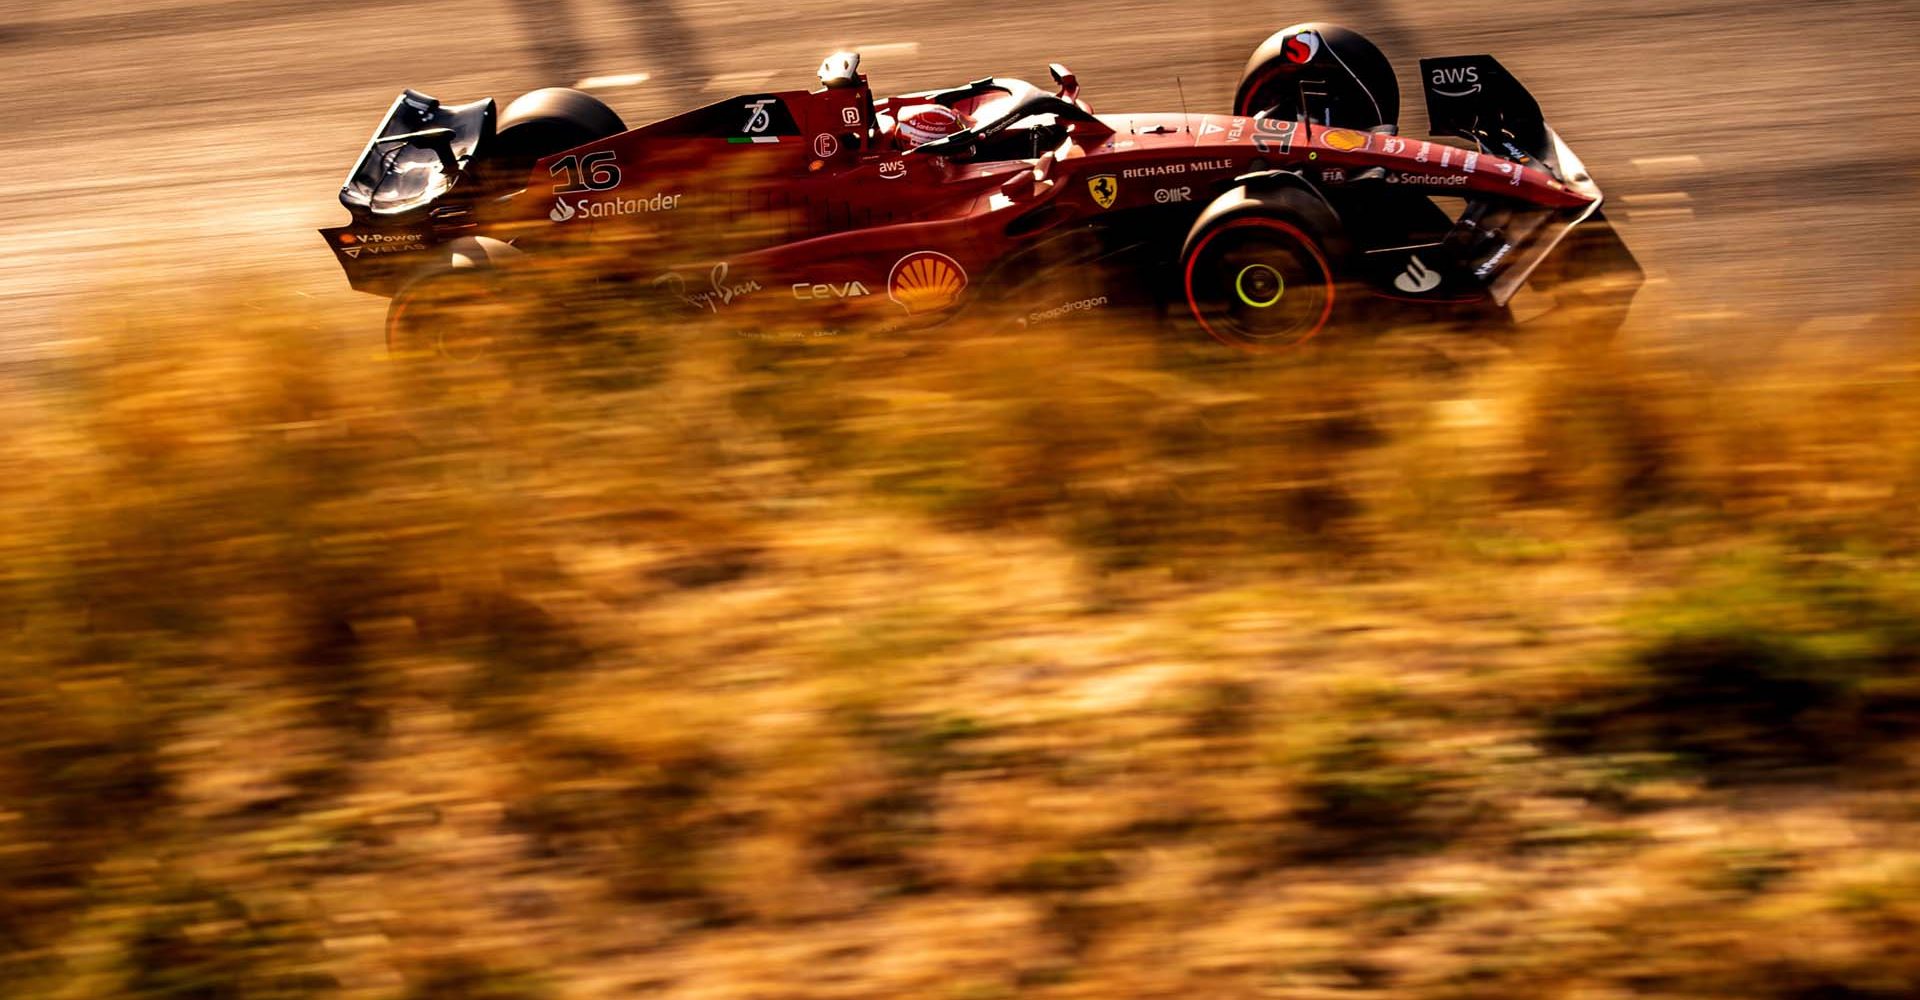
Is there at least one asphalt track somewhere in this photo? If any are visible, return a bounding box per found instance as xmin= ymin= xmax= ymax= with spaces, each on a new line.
xmin=2 ymin=0 xmax=1915 ymax=358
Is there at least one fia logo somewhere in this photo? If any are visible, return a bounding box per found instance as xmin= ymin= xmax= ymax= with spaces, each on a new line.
xmin=1393 ymin=255 xmax=1442 ymax=294
xmin=1429 ymin=66 xmax=1482 ymax=98
xmin=742 ymin=98 xmax=776 ymax=133
xmin=1088 ymin=174 xmax=1118 ymax=209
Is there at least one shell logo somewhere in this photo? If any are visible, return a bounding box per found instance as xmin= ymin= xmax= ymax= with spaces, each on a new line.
xmin=887 ymin=251 xmax=968 ymax=314
xmin=1321 ymin=128 xmax=1371 ymax=152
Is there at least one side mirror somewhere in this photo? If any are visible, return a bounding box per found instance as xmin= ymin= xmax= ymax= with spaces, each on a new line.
xmin=999 ymin=151 xmax=1056 ymax=200
xmin=1048 ymin=63 xmax=1078 ymax=100
xmin=1032 ymin=151 xmax=1057 ymax=182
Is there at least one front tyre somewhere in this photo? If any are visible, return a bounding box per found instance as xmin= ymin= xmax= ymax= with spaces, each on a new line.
xmin=1234 ymin=23 xmax=1398 ymax=130
xmin=386 ymin=268 xmax=507 ymax=362
xmin=1180 ymin=194 xmax=1342 ymax=352
xmin=384 ymin=236 xmax=528 ymax=361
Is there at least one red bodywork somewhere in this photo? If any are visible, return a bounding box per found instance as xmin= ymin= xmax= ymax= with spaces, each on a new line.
xmin=321 ymin=60 xmax=1628 ymax=346
xmin=506 ymin=74 xmax=1590 ymax=331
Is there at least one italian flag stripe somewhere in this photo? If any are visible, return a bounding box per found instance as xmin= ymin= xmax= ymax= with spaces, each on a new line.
xmin=726 ymin=136 xmax=781 ymax=144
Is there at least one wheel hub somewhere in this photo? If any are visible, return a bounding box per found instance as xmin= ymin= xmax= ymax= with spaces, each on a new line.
xmin=1234 ymin=264 xmax=1285 ymax=308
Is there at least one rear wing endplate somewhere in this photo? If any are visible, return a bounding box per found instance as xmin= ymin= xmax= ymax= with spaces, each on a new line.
xmin=1419 ymin=56 xmax=1550 ymax=168
xmin=338 ymin=90 xmax=495 ymax=218
xmin=1420 ymin=55 xmax=1613 ymax=305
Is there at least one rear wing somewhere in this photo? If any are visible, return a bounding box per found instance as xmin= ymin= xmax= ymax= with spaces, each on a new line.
xmin=1418 ymin=55 xmax=1619 ymax=306
xmin=338 ymin=90 xmax=495 ymax=219
xmin=1420 ymin=56 xmax=1549 ymax=169
xmin=321 ymin=90 xmax=495 ymax=296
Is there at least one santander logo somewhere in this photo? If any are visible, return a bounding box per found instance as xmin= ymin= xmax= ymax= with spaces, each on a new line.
xmin=1394 ymin=255 xmax=1442 ymax=294
xmin=548 ymin=192 xmax=681 ymax=223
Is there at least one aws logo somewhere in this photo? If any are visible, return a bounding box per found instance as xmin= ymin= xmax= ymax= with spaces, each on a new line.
xmin=1429 ymin=65 xmax=1482 ymax=97
xmin=1283 ymin=29 xmax=1321 ymax=64
xmin=888 ymin=251 xmax=967 ymax=314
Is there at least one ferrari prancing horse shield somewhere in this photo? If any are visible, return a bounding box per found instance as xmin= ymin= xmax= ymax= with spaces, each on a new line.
xmin=1088 ymin=174 xmax=1118 ymax=209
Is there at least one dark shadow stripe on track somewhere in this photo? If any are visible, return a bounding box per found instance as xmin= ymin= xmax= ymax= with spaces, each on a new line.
xmin=1 ymin=0 xmax=409 ymax=49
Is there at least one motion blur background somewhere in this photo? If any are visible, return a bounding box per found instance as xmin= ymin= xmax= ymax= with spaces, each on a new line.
xmin=4 ymin=1 xmax=1920 ymax=998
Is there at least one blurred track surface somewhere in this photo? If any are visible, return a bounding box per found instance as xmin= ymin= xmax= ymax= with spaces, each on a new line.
xmin=2 ymin=0 xmax=1916 ymax=356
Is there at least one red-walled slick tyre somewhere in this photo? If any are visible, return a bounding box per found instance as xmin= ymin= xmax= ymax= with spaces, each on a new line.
xmin=1180 ymin=188 xmax=1343 ymax=352
xmin=385 ymin=269 xmax=505 ymax=361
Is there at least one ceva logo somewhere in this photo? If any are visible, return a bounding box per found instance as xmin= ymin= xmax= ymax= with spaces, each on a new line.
xmin=549 ymin=198 xmax=577 ymax=222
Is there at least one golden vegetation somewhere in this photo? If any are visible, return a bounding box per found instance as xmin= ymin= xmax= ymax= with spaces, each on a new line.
xmin=3 ymin=280 xmax=1920 ymax=998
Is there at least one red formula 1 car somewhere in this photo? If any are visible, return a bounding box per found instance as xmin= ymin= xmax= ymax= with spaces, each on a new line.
xmin=321 ymin=23 xmax=1640 ymax=353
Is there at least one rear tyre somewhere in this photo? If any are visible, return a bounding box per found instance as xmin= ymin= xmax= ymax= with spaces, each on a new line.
xmin=478 ymin=88 xmax=627 ymax=190
xmin=1180 ymin=187 xmax=1344 ymax=353
xmin=1234 ymin=23 xmax=1398 ymax=130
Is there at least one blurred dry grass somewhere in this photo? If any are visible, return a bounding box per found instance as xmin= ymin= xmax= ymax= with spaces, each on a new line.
xmin=4 ymin=278 xmax=1920 ymax=999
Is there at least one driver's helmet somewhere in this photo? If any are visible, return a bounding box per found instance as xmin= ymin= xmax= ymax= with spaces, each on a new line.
xmin=890 ymin=104 xmax=971 ymax=149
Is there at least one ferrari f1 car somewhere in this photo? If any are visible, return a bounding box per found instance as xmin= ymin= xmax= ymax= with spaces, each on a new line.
xmin=321 ymin=23 xmax=1640 ymax=353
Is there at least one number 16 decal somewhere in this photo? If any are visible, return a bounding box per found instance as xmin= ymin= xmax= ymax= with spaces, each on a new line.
xmin=549 ymin=151 xmax=621 ymax=193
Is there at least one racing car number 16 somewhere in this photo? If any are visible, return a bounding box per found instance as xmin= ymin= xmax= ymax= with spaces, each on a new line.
xmin=550 ymin=151 xmax=622 ymax=194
